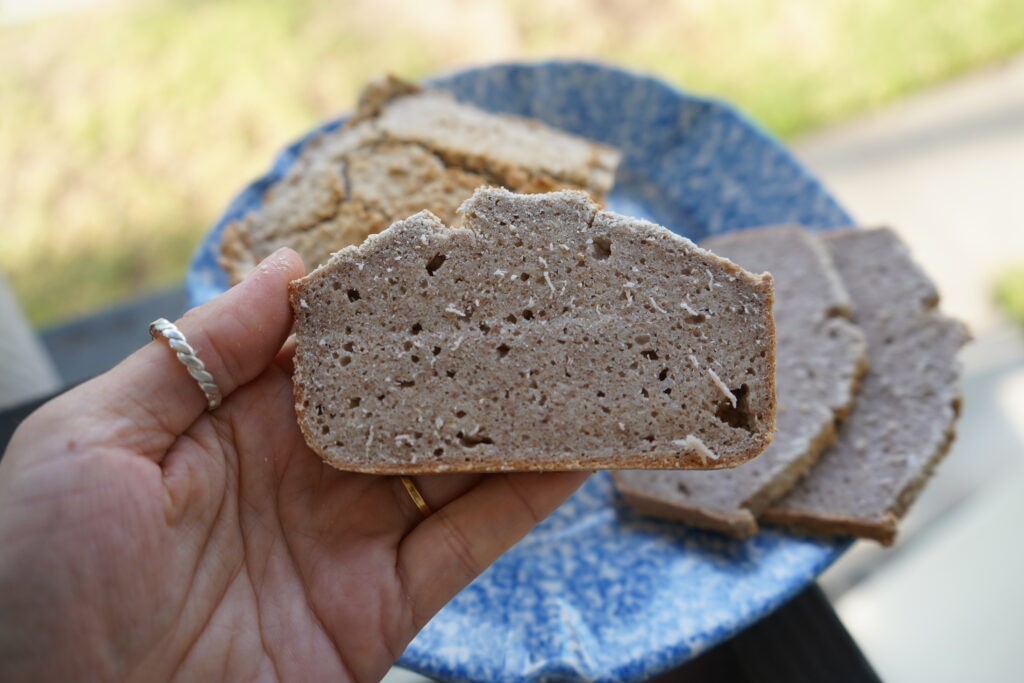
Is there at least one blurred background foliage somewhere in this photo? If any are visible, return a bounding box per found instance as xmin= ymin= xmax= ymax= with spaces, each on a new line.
xmin=3 ymin=0 xmax=1024 ymax=325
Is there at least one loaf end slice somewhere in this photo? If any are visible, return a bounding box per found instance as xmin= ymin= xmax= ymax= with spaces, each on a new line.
xmin=290 ymin=188 xmax=777 ymax=474
xmin=220 ymin=77 xmax=622 ymax=283
xmin=614 ymin=226 xmax=868 ymax=536
xmin=761 ymin=227 xmax=969 ymax=545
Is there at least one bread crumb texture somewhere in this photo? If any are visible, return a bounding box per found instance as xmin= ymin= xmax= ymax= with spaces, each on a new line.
xmin=220 ymin=76 xmax=621 ymax=283
xmin=289 ymin=188 xmax=777 ymax=474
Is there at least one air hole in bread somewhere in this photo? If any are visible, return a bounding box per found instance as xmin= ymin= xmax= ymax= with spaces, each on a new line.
xmin=641 ymin=349 xmax=659 ymax=360
xmin=398 ymin=380 xmax=415 ymax=388
xmin=596 ymin=390 xmax=606 ymax=397
xmin=457 ymin=431 xmax=493 ymax=447
xmin=340 ymin=356 xmax=352 ymax=366
xmin=658 ymin=368 xmax=669 ymax=381
xmin=403 ymin=341 xmax=413 ymax=351
xmin=676 ymin=481 xmax=690 ymax=495
xmin=520 ymin=272 xmax=530 ymax=282
xmin=497 ymin=343 xmax=511 ymax=358
xmin=715 ymin=384 xmax=753 ymax=432
xmin=479 ymin=322 xmax=491 ymax=333
xmin=446 ymin=369 xmax=456 ymax=378
xmin=411 ymin=355 xmax=420 ymax=363
xmin=349 ymin=397 xmax=361 ymax=408
xmin=343 ymin=341 xmax=355 ymax=352
xmin=686 ymin=312 xmax=706 ymax=324
xmin=433 ymin=448 xmax=444 ymax=457
xmin=635 ymin=334 xmax=650 ymax=344
xmin=592 ymin=236 xmax=612 ymax=260
xmin=425 ymin=253 xmax=447 ymax=276
xmin=410 ymin=323 xmax=422 ymax=335
xmin=640 ymin=387 xmax=650 ymax=398
xmin=522 ymin=309 xmax=534 ymax=320
xmin=347 ymin=289 xmax=360 ymax=302
xmin=433 ymin=346 xmax=442 ymax=356
xmin=506 ymin=313 xmax=518 ymax=324
xmin=455 ymin=410 xmax=466 ymax=418
xmin=321 ymin=425 xmax=330 ymax=435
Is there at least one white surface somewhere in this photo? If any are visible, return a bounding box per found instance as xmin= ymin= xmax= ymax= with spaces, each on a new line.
xmin=382 ymin=666 xmax=432 ymax=682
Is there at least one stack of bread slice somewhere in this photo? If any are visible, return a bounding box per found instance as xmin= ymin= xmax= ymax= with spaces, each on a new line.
xmin=615 ymin=225 xmax=968 ymax=544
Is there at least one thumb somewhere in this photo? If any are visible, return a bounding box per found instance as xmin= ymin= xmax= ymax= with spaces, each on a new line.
xmin=63 ymin=248 xmax=305 ymax=461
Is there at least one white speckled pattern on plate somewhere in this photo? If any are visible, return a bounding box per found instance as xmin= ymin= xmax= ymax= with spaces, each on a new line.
xmin=187 ymin=61 xmax=854 ymax=682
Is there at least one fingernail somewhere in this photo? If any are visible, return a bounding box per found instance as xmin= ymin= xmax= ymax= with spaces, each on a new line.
xmin=250 ymin=248 xmax=297 ymax=279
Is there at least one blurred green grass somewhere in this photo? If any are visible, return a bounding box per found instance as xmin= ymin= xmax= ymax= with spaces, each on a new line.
xmin=4 ymin=0 xmax=1024 ymax=325
xmin=995 ymin=266 xmax=1024 ymax=326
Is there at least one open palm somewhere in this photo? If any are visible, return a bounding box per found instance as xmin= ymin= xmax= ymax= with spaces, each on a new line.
xmin=0 ymin=249 xmax=588 ymax=682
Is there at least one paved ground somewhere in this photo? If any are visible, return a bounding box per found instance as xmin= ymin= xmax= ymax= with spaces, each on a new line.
xmin=797 ymin=54 xmax=1024 ymax=682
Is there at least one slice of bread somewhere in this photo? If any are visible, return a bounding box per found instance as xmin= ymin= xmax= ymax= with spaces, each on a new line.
xmin=289 ymin=188 xmax=777 ymax=474
xmin=220 ymin=76 xmax=621 ymax=283
xmin=761 ymin=228 xmax=969 ymax=545
xmin=613 ymin=226 xmax=869 ymax=536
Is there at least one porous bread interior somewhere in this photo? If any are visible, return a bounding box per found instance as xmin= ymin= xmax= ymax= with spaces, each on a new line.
xmin=613 ymin=226 xmax=868 ymax=536
xmin=290 ymin=188 xmax=776 ymax=473
xmin=220 ymin=77 xmax=621 ymax=283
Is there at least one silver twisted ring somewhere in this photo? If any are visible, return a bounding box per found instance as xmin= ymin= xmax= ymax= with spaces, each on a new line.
xmin=148 ymin=318 xmax=223 ymax=410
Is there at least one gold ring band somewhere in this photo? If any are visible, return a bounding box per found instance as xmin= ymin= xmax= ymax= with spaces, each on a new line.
xmin=399 ymin=476 xmax=432 ymax=517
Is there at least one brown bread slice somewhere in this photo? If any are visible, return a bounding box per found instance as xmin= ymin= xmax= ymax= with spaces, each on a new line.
xmin=613 ymin=226 xmax=869 ymax=536
xmin=220 ymin=76 xmax=621 ymax=283
xmin=761 ymin=227 xmax=969 ymax=545
xmin=290 ymin=188 xmax=777 ymax=474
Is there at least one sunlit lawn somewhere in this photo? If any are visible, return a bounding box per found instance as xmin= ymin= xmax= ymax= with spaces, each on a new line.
xmin=4 ymin=0 xmax=1024 ymax=325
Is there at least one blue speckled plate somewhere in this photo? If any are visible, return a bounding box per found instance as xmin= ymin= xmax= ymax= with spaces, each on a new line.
xmin=188 ymin=61 xmax=853 ymax=682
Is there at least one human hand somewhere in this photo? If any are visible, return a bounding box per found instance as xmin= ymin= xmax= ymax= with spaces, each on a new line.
xmin=0 ymin=249 xmax=589 ymax=682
